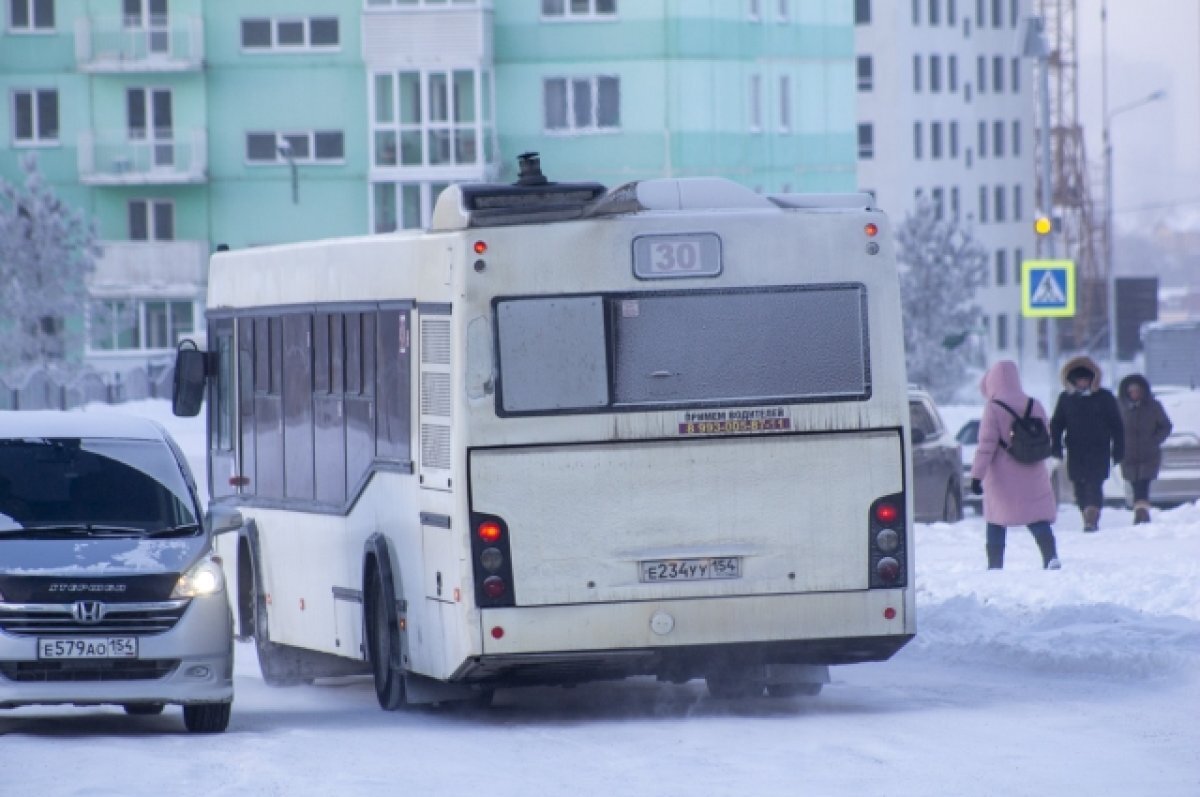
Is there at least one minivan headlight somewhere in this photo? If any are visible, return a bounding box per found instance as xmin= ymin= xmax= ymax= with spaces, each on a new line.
xmin=171 ymin=558 xmax=225 ymax=598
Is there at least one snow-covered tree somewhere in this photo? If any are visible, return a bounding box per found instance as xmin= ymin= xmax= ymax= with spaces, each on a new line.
xmin=895 ymin=198 xmax=988 ymax=401
xmin=0 ymin=154 xmax=98 ymax=374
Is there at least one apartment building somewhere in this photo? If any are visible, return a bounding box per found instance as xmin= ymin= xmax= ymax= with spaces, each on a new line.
xmin=855 ymin=0 xmax=1038 ymax=364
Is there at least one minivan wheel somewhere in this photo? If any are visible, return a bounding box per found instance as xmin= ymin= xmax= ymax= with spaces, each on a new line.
xmin=183 ymin=702 xmax=231 ymax=733
xmin=943 ymin=483 xmax=962 ymax=522
xmin=123 ymin=703 xmax=165 ymax=716
xmin=366 ymin=566 xmax=406 ymax=711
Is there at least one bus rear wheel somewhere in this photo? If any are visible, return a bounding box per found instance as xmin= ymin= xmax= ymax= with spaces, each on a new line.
xmin=366 ymin=567 xmax=406 ymax=711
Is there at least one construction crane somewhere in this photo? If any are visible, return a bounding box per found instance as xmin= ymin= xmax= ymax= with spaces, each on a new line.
xmin=1032 ymin=0 xmax=1106 ymax=355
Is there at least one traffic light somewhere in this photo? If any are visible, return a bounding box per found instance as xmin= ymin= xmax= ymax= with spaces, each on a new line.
xmin=1033 ymin=215 xmax=1053 ymax=236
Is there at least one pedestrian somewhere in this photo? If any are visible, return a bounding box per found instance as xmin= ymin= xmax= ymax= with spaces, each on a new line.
xmin=969 ymin=359 xmax=1061 ymax=570
xmin=1050 ymin=355 xmax=1124 ymax=532
xmin=1117 ymin=373 xmax=1173 ymax=524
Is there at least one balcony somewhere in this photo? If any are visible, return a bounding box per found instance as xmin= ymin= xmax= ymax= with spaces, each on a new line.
xmin=75 ymin=15 xmax=204 ymax=72
xmin=78 ymin=129 xmax=207 ymax=185
xmin=90 ymin=240 xmax=209 ymax=296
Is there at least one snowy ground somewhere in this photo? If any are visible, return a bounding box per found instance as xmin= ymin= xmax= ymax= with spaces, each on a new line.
xmin=1 ymin=401 xmax=1198 ymax=796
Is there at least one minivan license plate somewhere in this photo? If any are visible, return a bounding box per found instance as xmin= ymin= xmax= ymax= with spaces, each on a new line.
xmin=640 ymin=557 xmax=741 ymax=583
xmin=38 ymin=637 xmax=138 ymax=660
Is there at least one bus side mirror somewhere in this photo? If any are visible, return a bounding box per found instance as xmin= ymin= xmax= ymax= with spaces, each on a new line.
xmin=173 ymin=340 xmax=208 ymax=417
xmin=910 ymin=428 xmax=927 ymax=446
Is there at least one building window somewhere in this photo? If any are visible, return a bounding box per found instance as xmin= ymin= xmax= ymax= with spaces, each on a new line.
xmin=913 ymin=55 xmax=922 ymax=92
xmin=949 ymin=120 xmax=959 ymax=158
xmin=246 ymin=130 xmax=345 ymax=163
xmin=855 ymin=0 xmax=871 ymax=24
xmin=976 ymin=56 xmax=986 ymax=94
xmin=1009 ymin=0 xmax=1017 ymax=27
xmin=748 ymin=74 xmax=762 ymax=130
xmin=996 ymin=312 xmax=1009 ymax=351
xmin=778 ymin=75 xmax=791 ymax=132
xmin=544 ymin=75 xmax=620 ymax=133
xmin=8 ymin=0 xmax=53 ymax=31
xmin=931 ymin=121 xmax=943 ymax=159
xmin=949 ymin=54 xmax=958 ymax=92
xmin=88 ymin=298 xmax=194 ymax=352
xmin=857 ymin=123 xmax=874 ymax=159
xmin=912 ymin=0 xmax=920 ymax=25
xmin=913 ymin=121 xmax=923 ymax=159
xmin=977 ymin=120 xmax=987 ymax=158
xmin=991 ymin=0 xmax=1002 ymax=27
xmin=951 ymin=186 xmax=960 ymax=217
xmin=930 ymin=54 xmax=942 ymax=92
xmin=777 ymin=0 xmax=789 ymax=22
xmin=993 ymin=120 xmax=1005 ymax=157
xmin=1015 ymin=247 xmax=1024 ymax=274
xmin=746 ymin=0 xmax=761 ymax=20
xmin=929 ymin=0 xmax=940 ymax=25
xmin=1012 ymin=120 xmax=1021 ymax=156
xmin=128 ymin=199 xmax=174 ymax=241
xmin=1011 ymin=57 xmax=1021 ymax=93
xmin=976 ymin=0 xmax=984 ymax=27
xmin=371 ymin=180 xmax=451 ymax=233
xmin=994 ymin=185 xmax=1006 ymax=222
xmin=12 ymin=88 xmax=58 ymax=145
xmin=1013 ymin=184 xmax=1023 ymax=220
xmin=948 ymin=0 xmax=956 ymax=25
xmin=857 ymin=56 xmax=874 ymax=91
xmin=376 ymin=69 xmax=487 ymax=165
xmin=979 ymin=185 xmax=988 ymax=222
xmin=541 ymin=0 xmax=617 ymax=17
xmin=240 ymin=16 xmax=339 ymax=50
xmin=932 ymin=186 xmax=945 ymax=220
xmin=992 ymin=55 xmax=1004 ymax=93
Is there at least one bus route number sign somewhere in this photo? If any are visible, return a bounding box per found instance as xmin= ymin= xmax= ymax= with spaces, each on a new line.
xmin=632 ymin=233 xmax=722 ymax=279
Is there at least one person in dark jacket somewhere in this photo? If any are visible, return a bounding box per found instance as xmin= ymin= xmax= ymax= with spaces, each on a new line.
xmin=1117 ymin=373 xmax=1173 ymax=524
xmin=1050 ymin=355 xmax=1124 ymax=532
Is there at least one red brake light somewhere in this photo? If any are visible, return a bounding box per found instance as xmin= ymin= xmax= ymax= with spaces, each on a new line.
xmin=473 ymin=240 xmax=488 ymax=254
xmin=483 ymin=576 xmax=506 ymax=598
xmin=478 ymin=521 xmax=502 ymax=544
xmin=864 ymin=222 xmax=879 ymax=237
xmin=874 ymin=502 xmax=899 ymax=525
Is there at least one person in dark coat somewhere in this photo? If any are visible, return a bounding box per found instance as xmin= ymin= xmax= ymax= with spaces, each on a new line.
xmin=1117 ymin=373 xmax=1173 ymax=524
xmin=1050 ymin=355 xmax=1124 ymax=532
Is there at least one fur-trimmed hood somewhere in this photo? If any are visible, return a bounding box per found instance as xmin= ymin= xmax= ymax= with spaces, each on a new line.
xmin=1118 ymin=373 xmax=1155 ymax=402
xmin=1060 ymin=355 xmax=1102 ymax=390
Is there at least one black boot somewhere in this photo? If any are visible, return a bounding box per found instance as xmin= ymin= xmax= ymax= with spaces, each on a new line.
xmin=986 ymin=545 xmax=1004 ymax=570
xmin=1034 ymin=532 xmax=1061 ymax=570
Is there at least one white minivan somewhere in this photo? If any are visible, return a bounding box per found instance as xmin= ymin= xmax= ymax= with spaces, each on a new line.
xmin=0 ymin=412 xmax=239 ymax=732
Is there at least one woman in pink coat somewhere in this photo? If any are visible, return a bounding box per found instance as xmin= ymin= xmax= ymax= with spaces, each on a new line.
xmin=969 ymin=360 xmax=1061 ymax=570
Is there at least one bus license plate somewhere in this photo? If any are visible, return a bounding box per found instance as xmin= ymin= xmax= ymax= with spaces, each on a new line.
xmin=38 ymin=637 xmax=138 ymax=660
xmin=639 ymin=557 xmax=741 ymax=583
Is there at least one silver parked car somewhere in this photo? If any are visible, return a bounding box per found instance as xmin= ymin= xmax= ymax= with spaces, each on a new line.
xmin=909 ymin=389 xmax=964 ymax=522
xmin=1131 ymin=387 xmax=1200 ymax=507
xmin=0 ymin=412 xmax=240 ymax=732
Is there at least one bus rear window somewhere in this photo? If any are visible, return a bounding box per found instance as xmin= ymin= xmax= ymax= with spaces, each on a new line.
xmin=495 ymin=285 xmax=869 ymax=415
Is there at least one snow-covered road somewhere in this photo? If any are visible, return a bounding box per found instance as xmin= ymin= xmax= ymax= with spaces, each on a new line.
xmin=0 ymin=402 xmax=1197 ymax=796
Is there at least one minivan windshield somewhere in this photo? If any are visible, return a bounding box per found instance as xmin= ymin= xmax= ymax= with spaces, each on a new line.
xmin=0 ymin=438 xmax=199 ymax=536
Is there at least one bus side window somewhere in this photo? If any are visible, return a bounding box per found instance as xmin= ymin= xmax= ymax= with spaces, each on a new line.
xmin=237 ymin=317 xmax=256 ymax=498
xmin=314 ymin=313 xmax=347 ymax=505
xmin=376 ymin=308 xmax=412 ymax=464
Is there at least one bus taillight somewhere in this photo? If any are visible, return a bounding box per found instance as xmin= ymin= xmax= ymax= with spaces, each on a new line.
xmin=471 ymin=513 xmax=516 ymax=608
xmin=478 ymin=521 xmax=503 ymax=544
xmin=868 ymin=494 xmax=907 ymax=589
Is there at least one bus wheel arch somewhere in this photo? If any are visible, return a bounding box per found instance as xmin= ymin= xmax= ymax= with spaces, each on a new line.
xmin=242 ymin=520 xmax=313 ymax=686
xmin=363 ymin=533 xmax=407 ymax=710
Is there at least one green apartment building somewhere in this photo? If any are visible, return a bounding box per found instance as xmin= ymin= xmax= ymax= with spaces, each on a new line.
xmin=2 ymin=0 xmax=854 ymax=378
xmin=492 ymin=0 xmax=856 ymax=192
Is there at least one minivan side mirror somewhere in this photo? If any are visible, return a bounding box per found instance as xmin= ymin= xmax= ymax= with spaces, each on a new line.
xmin=206 ymin=505 xmax=243 ymax=536
xmin=173 ymin=340 xmax=208 ymax=417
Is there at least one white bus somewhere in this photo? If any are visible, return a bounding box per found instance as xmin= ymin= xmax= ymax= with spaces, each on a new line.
xmin=173 ymin=155 xmax=916 ymax=707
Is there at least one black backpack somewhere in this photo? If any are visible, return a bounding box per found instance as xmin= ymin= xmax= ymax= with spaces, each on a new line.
xmin=993 ymin=399 xmax=1053 ymax=464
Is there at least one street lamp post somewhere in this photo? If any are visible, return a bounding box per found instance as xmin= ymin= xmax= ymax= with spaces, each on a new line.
xmin=1102 ymin=90 xmax=1164 ymax=384
xmin=1101 ymin=0 xmax=1165 ymax=385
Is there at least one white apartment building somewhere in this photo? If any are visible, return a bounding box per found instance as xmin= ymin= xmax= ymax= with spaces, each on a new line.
xmin=855 ymin=0 xmax=1037 ymax=366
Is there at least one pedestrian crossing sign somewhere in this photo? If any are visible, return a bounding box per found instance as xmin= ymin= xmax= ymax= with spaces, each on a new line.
xmin=1020 ymin=259 xmax=1076 ymax=317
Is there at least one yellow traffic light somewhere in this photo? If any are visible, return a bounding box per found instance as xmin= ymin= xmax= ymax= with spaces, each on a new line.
xmin=1034 ymin=215 xmax=1053 ymax=235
